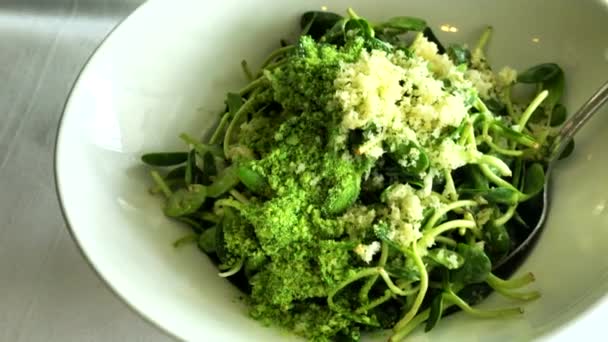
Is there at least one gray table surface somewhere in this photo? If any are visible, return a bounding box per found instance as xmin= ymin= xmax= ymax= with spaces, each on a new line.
xmin=0 ymin=1 xmax=173 ymax=341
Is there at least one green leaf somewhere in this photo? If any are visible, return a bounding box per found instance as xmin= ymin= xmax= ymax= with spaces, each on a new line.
xmin=427 ymin=248 xmax=465 ymax=270
xmin=237 ymin=164 xmax=269 ymax=195
xmin=320 ymin=18 xmax=348 ymax=43
xmin=216 ymin=218 xmax=228 ymax=263
xmin=469 ymin=165 xmax=489 ymax=190
xmin=141 ymin=152 xmax=188 ymax=166
xmin=522 ymin=163 xmax=545 ymax=197
xmin=165 ymin=165 xmax=187 ymax=180
xmin=484 ymin=98 xmax=506 ymax=115
xmin=206 ymin=165 xmax=240 ymax=198
xmin=425 ymin=294 xmax=444 ymax=332
xmin=164 ymin=184 xmax=207 ymax=217
xmin=173 ymin=234 xmax=198 ymax=248
xmin=226 ymin=92 xmax=243 ymax=117
xmin=490 ymin=121 xmax=538 ymax=148
xmin=376 ymin=16 xmax=427 ymax=32
xmin=558 ymin=139 xmax=575 ymax=160
xmin=484 ymin=222 xmax=511 ymax=257
xmin=199 ymin=151 xmax=217 ymax=186
xmin=517 ymin=63 xmax=562 ymax=83
xmin=456 ymin=283 xmax=493 ymax=306
xmin=179 ymin=133 xmax=224 ymax=158
xmin=447 ymin=44 xmax=471 ymax=66
xmin=542 ymin=69 xmax=564 ymax=110
xmin=384 ymin=264 xmax=420 ymax=282
xmin=199 ymin=226 xmax=217 ymax=253
xmin=512 ymin=159 xmax=524 ymax=189
xmin=202 ymin=152 xmax=217 ymax=176
xmin=460 ymin=188 xmax=520 ymax=205
xmin=366 ymin=37 xmax=393 ymax=52
xmin=175 ymin=217 xmax=204 ymax=234
xmin=185 ymin=149 xmax=196 ymax=185
xmin=550 ymin=104 xmax=567 ymax=126
xmin=301 ymin=11 xmax=344 ymax=40
xmin=324 ymin=169 xmax=361 ymax=214
xmin=345 ymin=18 xmax=375 ymax=38
xmin=484 ymin=188 xmax=520 ymax=205
xmin=450 ymin=243 xmax=492 ymax=285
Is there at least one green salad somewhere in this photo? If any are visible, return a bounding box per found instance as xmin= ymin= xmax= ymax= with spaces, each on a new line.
xmin=142 ymin=9 xmax=572 ymax=342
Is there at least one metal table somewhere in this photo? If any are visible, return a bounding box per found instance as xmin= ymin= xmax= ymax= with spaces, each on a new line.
xmin=0 ymin=1 xmax=171 ymax=340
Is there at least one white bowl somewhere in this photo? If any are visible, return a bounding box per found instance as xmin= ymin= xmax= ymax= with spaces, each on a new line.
xmin=55 ymin=0 xmax=608 ymax=341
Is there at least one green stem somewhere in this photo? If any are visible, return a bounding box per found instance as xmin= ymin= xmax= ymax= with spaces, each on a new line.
xmin=218 ymin=259 xmax=244 ymax=277
xmin=393 ymin=246 xmax=429 ymax=330
xmin=463 ymin=212 xmax=483 ymax=238
xmin=504 ymin=86 xmax=515 ymax=118
xmin=229 ymin=189 xmax=250 ymax=204
xmin=328 ymin=268 xmax=380 ymax=309
xmin=347 ymin=7 xmax=360 ymax=19
xmin=241 ymin=60 xmax=254 ymax=81
xmin=466 ymin=119 xmax=478 ymax=147
xmin=215 ymin=198 xmax=244 ymax=211
xmin=444 ymin=290 xmax=523 ymax=318
xmin=389 ymin=308 xmax=431 ymax=342
xmin=494 ymin=205 xmax=517 ymax=226
xmin=200 ymin=212 xmax=220 ymax=223
xmin=443 ymin=169 xmax=457 ymax=201
xmin=180 ymin=133 xmax=224 ymax=157
xmin=478 ymin=154 xmax=512 ymax=177
xmin=488 ymin=282 xmax=541 ymax=301
xmin=478 ymin=164 xmax=518 ymax=191
xmin=172 ymin=234 xmax=198 ymax=248
xmin=435 ymin=236 xmax=458 ymax=247
xmin=379 ymin=269 xmax=416 ymax=296
xmin=474 ymin=26 xmax=493 ymax=55
xmin=209 ymin=112 xmax=231 ymax=145
xmin=175 ymin=217 xmax=204 ymax=231
xmin=487 ymin=272 xmax=535 ymax=289
xmin=489 ymin=122 xmax=539 ymax=148
xmin=224 ymin=89 xmax=262 ymax=156
xmin=475 ymin=99 xmax=494 ymax=139
xmin=419 ymin=220 xmax=477 ymax=248
xmin=358 ymin=277 xmax=378 ymax=304
xmin=423 ymin=200 xmax=478 ymax=232
xmin=359 ymin=242 xmax=389 ymax=303
xmin=150 ymin=171 xmax=172 ymax=198
xmin=259 ymin=45 xmax=295 ymax=70
xmin=516 ymin=90 xmax=548 ymax=132
xmin=484 ymin=137 xmax=524 ymax=156
xmin=355 ymin=290 xmax=393 ymax=314
xmin=149 ymin=178 xmax=184 ymax=195
xmin=482 ymin=119 xmax=491 ymax=140
xmin=238 ymin=76 xmax=267 ymax=97
xmin=263 ymin=58 xmax=289 ymax=72
xmin=458 ymin=118 xmax=473 ymax=146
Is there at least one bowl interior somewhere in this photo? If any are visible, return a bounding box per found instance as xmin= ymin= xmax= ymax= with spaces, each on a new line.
xmin=55 ymin=0 xmax=608 ymax=341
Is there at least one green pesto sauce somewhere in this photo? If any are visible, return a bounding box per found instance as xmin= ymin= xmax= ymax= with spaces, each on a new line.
xmin=226 ymin=37 xmax=373 ymax=340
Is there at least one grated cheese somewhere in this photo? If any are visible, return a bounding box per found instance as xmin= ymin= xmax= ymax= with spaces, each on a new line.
xmin=354 ymin=241 xmax=381 ymax=263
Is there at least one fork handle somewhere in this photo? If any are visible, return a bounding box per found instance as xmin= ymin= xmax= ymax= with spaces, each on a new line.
xmin=553 ymin=80 xmax=608 ymax=159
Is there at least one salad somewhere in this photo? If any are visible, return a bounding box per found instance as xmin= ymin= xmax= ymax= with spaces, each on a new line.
xmin=141 ymin=9 xmax=572 ymax=342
